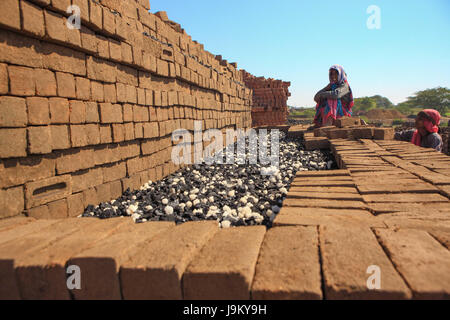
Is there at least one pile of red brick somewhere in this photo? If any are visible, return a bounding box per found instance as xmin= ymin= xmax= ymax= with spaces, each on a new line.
xmin=0 ymin=0 xmax=253 ymax=219
xmin=242 ymin=71 xmax=291 ymax=127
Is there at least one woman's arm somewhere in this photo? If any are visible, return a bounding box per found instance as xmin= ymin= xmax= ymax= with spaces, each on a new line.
xmin=394 ymin=129 xmax=415 ymax=142
xmin=317 ymin=82 xmax=350 ymax=100
xmin=314 ymin=84 xmax=332 ymax=103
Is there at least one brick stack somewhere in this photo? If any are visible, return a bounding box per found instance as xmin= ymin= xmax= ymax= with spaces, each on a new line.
xmin=241 ymin=71 xmax=291 ymax=127
xmin=0 ymin=0 xmax=253 ymax=219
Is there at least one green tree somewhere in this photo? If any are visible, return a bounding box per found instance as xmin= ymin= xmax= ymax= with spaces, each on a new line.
xmin=405 ymin=87 xmax=450 ymax=115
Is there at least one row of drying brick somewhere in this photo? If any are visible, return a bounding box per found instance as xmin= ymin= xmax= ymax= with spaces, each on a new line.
xmin=0 ymin=113 xmax=250 ymax=159
xmin=0 ymin=63 xmax=249 ymax=110
xmin=330 ymin=139 xmax=450 ymax=214
xmin=0 ymin=124 xmax=246 ymax=218
xmin=252 ymin=110 xmax=287 ymax=127
xmin=0 ymin=1 xmax=248 ymax=97
xmin=1 ymin=214 xmax=449 ymax=300
xmin=274 ymin=167 xmax=450 ymax=298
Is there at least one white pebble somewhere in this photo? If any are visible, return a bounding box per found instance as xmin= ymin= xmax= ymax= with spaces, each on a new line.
xmin=164 ymin=206 xmax=174 ymax=215
xmin=221 ymin=220 xmax=231 ymax=228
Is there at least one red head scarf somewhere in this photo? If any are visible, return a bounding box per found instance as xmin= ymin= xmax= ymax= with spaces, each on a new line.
xmin=411 ymin=109 xmax=441 ymax=147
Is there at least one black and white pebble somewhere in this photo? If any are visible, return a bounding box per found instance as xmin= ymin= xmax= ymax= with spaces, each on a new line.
xmin=81 ymin=131 xmax=337 ymax=228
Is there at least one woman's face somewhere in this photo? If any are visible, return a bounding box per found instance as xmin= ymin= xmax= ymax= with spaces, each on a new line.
xmin=415 ymin=116 xmax=428 ymax=136
xmin=329 ymin=69 xmax=339 ymax=84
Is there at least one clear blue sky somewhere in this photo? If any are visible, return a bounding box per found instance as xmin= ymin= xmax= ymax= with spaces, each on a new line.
xmin=149 ymin=0 xmax=450 ymax=107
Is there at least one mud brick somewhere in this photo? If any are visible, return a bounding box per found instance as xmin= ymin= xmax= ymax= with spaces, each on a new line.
xmin=109 ymin=39 xmax=122 ymax=61
xmin=320 ymin=223 xmax=411 ymax=299
xmin=46 ymin=198 xmax=68 ymax=218
xmin=156 ymin=59 xmax=169 ymax=77
xmin=27 ymin=204 xmax=50 ymax=219
xmin=75 ymin=77 xmax=90 ymax=101
xmin=20 ymin=1 xmax=45 ymax=37
xmin=362 ymin=193 xmax=448 ymax=203
xmin=0 ymin=155 xmax=56 ymax=189
xmin=101 ymin=7 xmax=115 ymax=34
xmin=0 ymin=0 xmax=21 ymax=30
xmin=335 ymin=117 xmax=360 ymax=128
xmin=32 ymin=69 xmax=56 ymax=97
xmin=88 ymin=0 xmax=103 ymax=30
xmin=55 ymin=72 xmax=76 ymax=98
xmin=145 ymin=89 xmax=154 ymax=106
xmin=117 ymin=64 xmax=138 ymax=86
xmin=81 ymin=186 xmax=95 ymax=207
xmin=80 ymin=26 xmax=97 ymax=53
xmin=95 ymin=33 xmax=108 ymax=54
xmin=112 ymin=123 xmax=125 ymax=142
xmin=95 ymin=182 xmax=111 ymax=203
xmin=133 ymin=105 xmax=149 ymax=122
xmin=68 ymin=220 xmax=173 ymax=300
xmin=71 ymin=167 xmax=103 ymax=193
xmin=102 ymin=162 xmax=126 ymax=183
xmin=68 ymin=100 xmax=86 ymax=124
xmin=43 ymin=9 xmax=67 ymax=42
xmin=84 ymin=102 xmax=98 ymax=123
xmin=134 ymin=122 xmax=144 ymax=139
xmin=373 ymin=128 xmax=394 ymax=140
xmin=143 ymin=122 xmax=159 ymax=138
xmin=251 ymin=226 xmax=322 ymax=299
xmin=66 ymin=193 xmax=84 ymax=217
xmin=184 ymin=226 xmax=266 ymax=300
xmin=0 ymin=96 xmax=27 ymax=127
xmin=103 ymin=84 xmax=117 ymax=103
xmin=72 ymin=0 xmax=89 ymax=20
xmin=41 ymin=42 xmax=86 ymax=77
xmin=50 ymin=125 xmax=70 ymax=150
xmin=99 ymin=103 xmax=123 ymax=123
xmin=356 ymin=181 xmax=439 ymax=194
xmin=99 ymin=124 xmax=112 ymax=143
xmin=24 ymin=174 xmax=71 ymax=209
xmin=0 ymin=64 xmax=8 ymax=94
xmin=161 ymin=91 xmax=168 ymax=107
xmin=375 ymin=228 xmax=450 ymax=299
xmin=87 ymin=56 xmax=116 ymax=83
xmin=90 ymin=81 xmax=104 ymax=102
xmin=0 ymin=186 xmax=24 ymax=218
xmin=68 ymin=125 xmax=87 ymax=147
xmin=327 ymin=128 xmax=350 ymax=139
xmin=8 ymin=66 xmax=35 ymax=96
xmin=122 ymin=104 xmax=133 ymax=122
xmin=50 ymin=0 xmax=71 ymax=12
xmin=136 ymin=88 xmax=145 ymax=105
xmin=121 ymin=221 xmax=218 ymax=299
xmin=27 ymin=126 xmax=52 ymax=154
xmin=109 ymin=179 xmax=122 ymax=199
xmin=126 ymin=85 xmax=137 ymax=103
xmin=153 ymin=91 xmax=161 ymax=106
xmin=121 ymin=42 xmax=133 ymax=64
xmin=304 ymin=137 xmax=330 ymax=150
xmin=124 ymin=122 xmax=135 ymax=140
xmin=352 ymin=127 xmax=374 ymax=139
xmin=85 ymin=123 xmax=100 ymax=145
xmin=115 ymin=82 xmax=126 ymax=102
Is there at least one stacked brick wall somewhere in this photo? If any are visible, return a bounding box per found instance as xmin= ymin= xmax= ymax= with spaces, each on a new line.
xmin=242 ymin=71 xmax=291 ymax=127
xmin=0 ymin=0 xmax=253 ymax=219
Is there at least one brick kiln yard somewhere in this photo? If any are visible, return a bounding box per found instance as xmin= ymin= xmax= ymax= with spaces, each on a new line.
xmin=1 ymin=0 xmax=450 ymax=300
